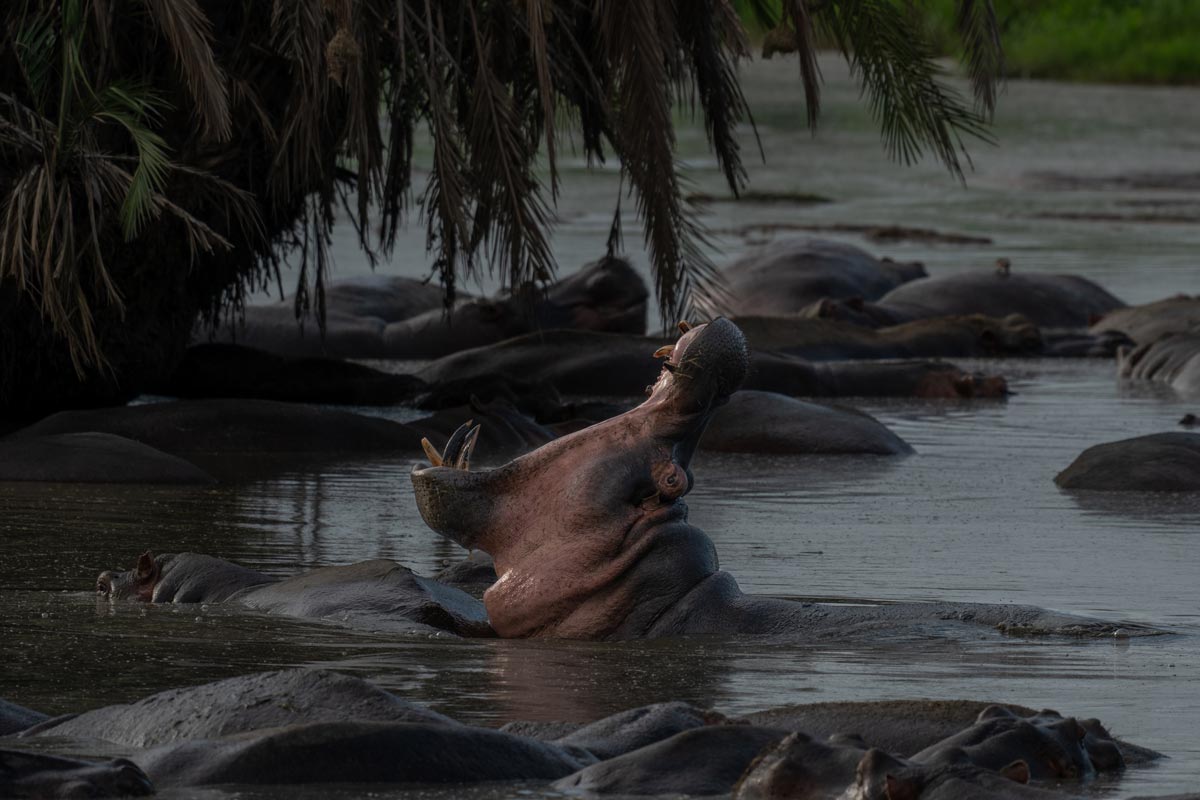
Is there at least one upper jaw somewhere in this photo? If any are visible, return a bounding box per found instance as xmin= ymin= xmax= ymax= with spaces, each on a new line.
xmin=410 ymin=318 xmax=750 ymax=549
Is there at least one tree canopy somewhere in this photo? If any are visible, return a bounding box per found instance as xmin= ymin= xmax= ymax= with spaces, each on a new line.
xmin=0 ymin=0 xmax=1004 ymax=381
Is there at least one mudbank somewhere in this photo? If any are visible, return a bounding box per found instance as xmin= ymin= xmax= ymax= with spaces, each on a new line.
xmin=100 ymin=321 xmax=1144 ymax=644
xmin=209 ymin=257 xmax=648 ymax=359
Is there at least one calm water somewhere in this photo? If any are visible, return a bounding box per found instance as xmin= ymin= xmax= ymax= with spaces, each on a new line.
xmin=4 ymin=58 xmax=1200 ymax=799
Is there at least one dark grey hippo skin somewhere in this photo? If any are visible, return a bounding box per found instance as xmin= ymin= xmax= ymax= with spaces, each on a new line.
xmin=0 ymin=432 xmax=215 ymax=485
xmin=1092 ymin=295 xmax=1200 ymax=344
xmin=204 ymin=274 xmax=448 ymax=357
xmin=9 ymin=397 xmax=555 ymax=480
xmin=702 ymin=390 xmax=913 ymax=455
xmin=734 ymin=313 xmax=1043 ymax=360
xmin=553 ymin=724 xmax=787 ymax=796
xmin=160 ymin=343 xmax=427 ymax=405
xmin=876 ymin=270 xmax=1125 ymax=329
xmin=235 ymin=559 xmax=493 ymax=636
xmin=12 ymin=399 xmax=419 ymax=457
xmin=5 ymin=669 xmax=1160 ymax=796
xmin=210 ymin=256 xmax=647 ymax=359
xmin=24 ymin=669 xmax=455 ymax=747
xmin=701 ymin=238 xmax=927 ymax=316
xmin=742 ymin=699 xmax=1156 ymax=768
xmin=97 ymin=553 xmax=493 ymax=637
xmin=135 ymin=721 xmax=586 ymax=787
xmin=0 ymin=749 xmax=154 ymax=799
xmin=419 ymin=329 xmax=1008 ymax=399
xmin=1118 ymin=332 xmax=1200 ymax=396
xmin=799 ymin=298 xmax=1131 ymax=357
xmin=1056 ymin=432 xmax=1200 ymax=492
xmin=0 ymin=700 xmax=47 ymax=736
xmin=732 ymin=730 xmax=873 ymax=800
xmin=549 ymin=701 xmax=728 ymax=761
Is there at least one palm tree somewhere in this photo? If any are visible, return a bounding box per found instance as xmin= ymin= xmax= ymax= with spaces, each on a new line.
xmin=0 ymin=0 xmax=1003 ymax=418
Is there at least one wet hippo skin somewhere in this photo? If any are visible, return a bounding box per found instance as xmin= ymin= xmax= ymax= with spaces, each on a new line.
xmin=408 ymin=319 xmax=1147 ymax=642
xmin=697 ymin=238 xmax=928 ymax=316
xmin=207 ymin=257 xmax=648 ymax=359
xmin=4 ymin=671 xmax=1158 ymax=796
xmin=0 ymin=750 xmax=154 ymax=798
xmin=98 ymin=320 xmax=1149 ymax=644
xmin=1056 ymin=432 xmax=1200 ymax=491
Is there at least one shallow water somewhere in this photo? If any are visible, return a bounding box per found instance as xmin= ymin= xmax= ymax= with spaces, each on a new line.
xmin=4 ymin=58 xmax=1200 ymax=799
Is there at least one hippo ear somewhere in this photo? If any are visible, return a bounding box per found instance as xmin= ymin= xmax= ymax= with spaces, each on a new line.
xmin=977 ymin=704 xmax=1017 ymax=722
xmin=135 ymin=551 xmax=156 ymax=580
xmin=1000 ymin=760 xmax=1030 ymax=784
xmin=884 ymin=773 xmax=921 ymax=800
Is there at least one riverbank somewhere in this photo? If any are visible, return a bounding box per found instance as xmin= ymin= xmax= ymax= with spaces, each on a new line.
xmin=924 ymin=0 xmax=1200 ymax=85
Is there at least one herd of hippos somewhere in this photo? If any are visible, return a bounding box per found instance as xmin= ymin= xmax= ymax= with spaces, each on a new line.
xmin=3 ymin=237 xmax=1199 ymax=798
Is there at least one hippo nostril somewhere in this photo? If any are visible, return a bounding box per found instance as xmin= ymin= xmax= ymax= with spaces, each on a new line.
xmin=666 ymin=474 xmax=678 ymax=486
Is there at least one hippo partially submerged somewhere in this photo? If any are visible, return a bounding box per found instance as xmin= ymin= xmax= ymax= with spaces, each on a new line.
xmin=3 ymin=671 xmax=1156 ymax=797
xmin=408 ymin=319 xmax=1146 ymax=641
xmin=99 ymin=319 xmax=1151 ymax=644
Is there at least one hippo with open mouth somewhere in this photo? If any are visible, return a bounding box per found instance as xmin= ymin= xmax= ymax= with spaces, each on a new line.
xmin=99 ymin=319 xmax=1153 ymax=643
xmin=408 ymin=318 xmax=1149 ymax=642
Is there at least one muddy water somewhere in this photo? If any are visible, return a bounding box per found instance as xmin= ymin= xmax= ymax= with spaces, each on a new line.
xmin=4 ymin=58 xmax=1200 ymax=798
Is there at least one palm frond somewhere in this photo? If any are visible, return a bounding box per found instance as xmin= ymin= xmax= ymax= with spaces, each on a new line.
xmin=139 ymin=0 xmax=232 ymax=140
xmin=816 ymin=0 xmax=992 ymax=179
xmin=955 ymin=0 xmax=1005 ymax=117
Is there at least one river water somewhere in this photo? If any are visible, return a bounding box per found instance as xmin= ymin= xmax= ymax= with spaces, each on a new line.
xmin=2 ymin=57 xmax=1200 ymax=799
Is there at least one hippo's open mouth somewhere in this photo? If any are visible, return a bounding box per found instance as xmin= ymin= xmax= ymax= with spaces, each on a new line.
xmin=410 ymin=318 xmax=749 ymax=638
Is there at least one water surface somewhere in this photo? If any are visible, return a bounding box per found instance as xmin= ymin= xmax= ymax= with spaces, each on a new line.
xmin=4 ymin=57 xmax=1200 ymax=799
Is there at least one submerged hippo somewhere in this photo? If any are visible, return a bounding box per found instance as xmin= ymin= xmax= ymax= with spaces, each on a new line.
xmin=419 ymin=329 xmax=1009 ymax=399
xmin=98 ymin=320 xmax=1140 ymax=642
xmin=699 ymin=238 xmax=927 ymax=316
xmin=733 ymin=313 xmax=1042 ymax=360
xmin=209 ymin=257 xmax=648 ymax=359
xmin=1056 ymin=432 xmax=1200 ymax=492
xmin=1117 ymin=332 xmax=1200 ymax=396
xmin=0 ymin=750 xmax=154 ymax=798
xmin=873 ymin=268 xmax=1125 ymax=329
xmin=6 ymin=670 xmax=1149 ymax=796
xmin=1091 ymin=295 xmax=1200 ymax=344
xmin=407 ymin=319 xmax=1143 ymax=641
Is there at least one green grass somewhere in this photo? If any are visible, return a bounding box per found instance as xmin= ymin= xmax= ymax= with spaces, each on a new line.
xmin=923 ymin=0 xmax=1200 ymax=84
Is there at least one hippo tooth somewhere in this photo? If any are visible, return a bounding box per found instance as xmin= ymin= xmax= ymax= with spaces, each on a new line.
xmin=420 ymin=438 xmax=443 ymax=467
xmin=653 ymin=345 xmax=675 ymax=359
xmin=677 ymin=320 xmax=692 ymax=333
xmin=441 ymin=420 xmax=476 ymax=467
xmin=455 ymin=424 xmax=481 ymax=471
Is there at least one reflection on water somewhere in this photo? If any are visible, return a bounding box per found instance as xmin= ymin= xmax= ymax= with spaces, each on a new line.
xmin=4 ymin=57 xmax=1200 ymax=799
xmin=2 ymin=358 xmax=1199 ymax=798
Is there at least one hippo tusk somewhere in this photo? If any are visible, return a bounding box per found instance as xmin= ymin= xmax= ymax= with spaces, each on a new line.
xmin=420 ymin=438 xmax=443 ymax=467
xmin=454 ymin=424 xmax=482 ymax=470
xmin=441 ymin=420 xmax=476 ymax=468
xmin=677 ymin=321 xmax=692 ymax=333
xmin=653 ymin=345 xmax=675 ymax=359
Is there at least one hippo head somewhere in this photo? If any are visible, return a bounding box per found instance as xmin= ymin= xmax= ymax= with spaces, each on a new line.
xmin=96 ymin=551 xmax=161 ymax=601
xmin=412 ymin=318 xmax=749 ymax=639
xmin=536 ymin=255 xmax=649 ymax=334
